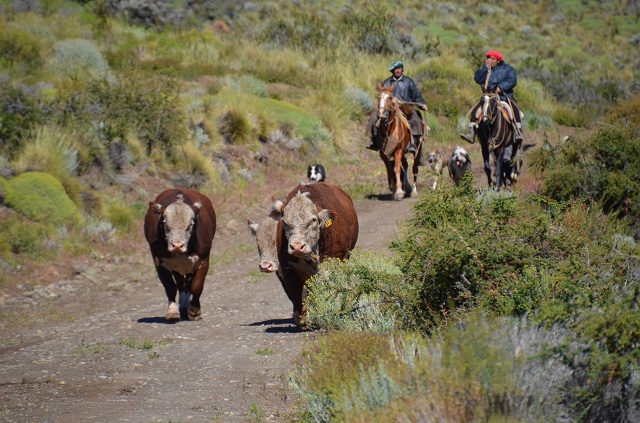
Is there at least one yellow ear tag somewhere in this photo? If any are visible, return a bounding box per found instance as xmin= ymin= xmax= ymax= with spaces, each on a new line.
xmin=325 ymin=219 xmax=332 ymax=228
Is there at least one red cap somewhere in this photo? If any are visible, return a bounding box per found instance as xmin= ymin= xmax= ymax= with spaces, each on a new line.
xmin=486 ymin=50 xmax=503 ymax=61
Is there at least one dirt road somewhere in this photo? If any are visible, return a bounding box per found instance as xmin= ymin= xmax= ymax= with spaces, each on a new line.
xmin=0 ymin=191 xmax=415 ymax=423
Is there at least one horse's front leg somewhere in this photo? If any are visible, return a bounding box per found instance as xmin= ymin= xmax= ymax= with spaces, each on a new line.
xmin=393 ymin=149 xmax=404 ymax=201
xmin=495 ymin=147 xmax=506 ymax=190
xmin=481 ymin=142 xmax=493 ymax=188
xmin=411 ymin=153 xmax=419 ymax=197
xmin=381 ymin=152 xmax=396 ymax=192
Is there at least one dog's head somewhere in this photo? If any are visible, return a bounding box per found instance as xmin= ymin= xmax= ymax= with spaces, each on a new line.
xmin=307 ymin=164 xmax=326 ymax=183
xmin=427 ymin=151 xmax=444 ymax=172
xmin=449 ymin=146 xmax=470 ymax=168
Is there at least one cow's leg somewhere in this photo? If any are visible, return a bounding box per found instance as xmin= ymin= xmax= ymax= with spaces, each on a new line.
xmin=155 ymin=264 xmax=180 ymax=321
xmin=393 ymin=149 xmax=404 ymax=201
xmin=282 ymin=268 xmax=306 ymax=329
xmin=172 ymin=272 xmax=190 ymax=320
xmin=187 ymin=259 xmax=209 ymax=321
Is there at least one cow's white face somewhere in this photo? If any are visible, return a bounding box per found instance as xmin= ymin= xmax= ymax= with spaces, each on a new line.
xmin=282 ymin=192 xmax=330 ymax=259
xmin=163 ymin=201 xmax=198 ymax=253
xmin=248 ymin=217 xmax=279 ymax=273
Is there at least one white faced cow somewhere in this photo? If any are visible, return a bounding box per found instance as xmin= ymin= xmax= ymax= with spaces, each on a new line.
xmin=144 ymin=188 xmax=216 ymax=322
xmin=272 ymin=182 xmax=359 ymax=329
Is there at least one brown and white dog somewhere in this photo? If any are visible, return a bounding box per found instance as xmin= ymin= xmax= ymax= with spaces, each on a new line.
xmin=426 ymin=150 xmax=446 ymax=189
xmin=448 ymin=146 xmax=471 ymax=186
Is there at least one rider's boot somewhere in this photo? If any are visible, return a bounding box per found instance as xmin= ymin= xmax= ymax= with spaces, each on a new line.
xmin=460 ymin=124 xmax=476 ymax=144
xmin=366 ymin=127 xmax=379 ymax=151
xmin=514 ymin=122 xmax=524 ymax=143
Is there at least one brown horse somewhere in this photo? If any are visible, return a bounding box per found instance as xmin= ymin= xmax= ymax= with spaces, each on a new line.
xmin=375 ymin=83 xmax=423 ymax=201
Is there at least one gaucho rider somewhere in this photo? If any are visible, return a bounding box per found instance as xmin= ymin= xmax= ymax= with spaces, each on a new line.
xmin=366 ymin=61 xmax=428 ymax=165
xmin=460 ymin=50 xmax=524 ymax=144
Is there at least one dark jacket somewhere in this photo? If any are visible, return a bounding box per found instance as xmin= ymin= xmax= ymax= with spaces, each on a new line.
xmin=382 ymin=75 xmax=426 ymax=105
xmin=474 ymin=62 xmax=517 ymax=100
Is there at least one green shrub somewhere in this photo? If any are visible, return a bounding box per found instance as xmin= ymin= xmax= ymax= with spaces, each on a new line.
xmin=0 ymin=23 xmax=46 ymax=73
xmin=0 ymin=217 xmax=55 ymax=259
xmin=2 ymin=172 xmax=81 ymax=227
xmin=536 ymin=124 xmax=640 ymax=225
xmin=55 ymin=73 xmax=188 ymax=162
xmin=305 ymin=250 xmax=404 ymax=332
xmin=0 ymin=78 xmax=48 ymax=155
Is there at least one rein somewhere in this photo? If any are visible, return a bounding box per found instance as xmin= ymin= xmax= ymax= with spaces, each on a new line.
xmin=482 ymin=92 xmax=508 ymax=151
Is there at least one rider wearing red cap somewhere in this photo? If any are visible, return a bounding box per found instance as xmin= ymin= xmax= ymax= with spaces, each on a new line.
xmin=460 ymin=50 xmax=524 ymax=144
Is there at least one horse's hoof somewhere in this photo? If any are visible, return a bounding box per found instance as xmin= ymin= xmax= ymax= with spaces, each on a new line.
xmin=394 ymin=191 xmax=404 ymax=201
xmin=187 ymin=306 xmax=202 ymax=321
xmin=166 ymin=302 xmax=180 ymax=321
xmin=411 ymin=187 xmax=418 ymax=197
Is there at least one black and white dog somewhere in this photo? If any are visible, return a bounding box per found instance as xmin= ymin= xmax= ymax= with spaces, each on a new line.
xmin=448 ymin=146 xmax=471 ymax=186
xmin=307 ymin=164 xmax=326 ymax=183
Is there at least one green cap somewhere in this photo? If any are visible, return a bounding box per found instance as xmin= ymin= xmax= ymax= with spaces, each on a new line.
xmin=389 ymin=61 xmax=404 ymax=72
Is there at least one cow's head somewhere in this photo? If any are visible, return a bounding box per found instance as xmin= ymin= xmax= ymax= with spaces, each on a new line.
xmin=151 ymin=195 xmax=201 ymax=254
xmin=248 ymin=214 xmax=280 ymax=273
xmin=276 ymin=191 xmax=332 ymax=259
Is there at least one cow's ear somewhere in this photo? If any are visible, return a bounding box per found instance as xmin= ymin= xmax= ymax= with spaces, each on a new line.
xmin=192 ymin=199 xmax=202 ymax=214
xmin=270 ymin=200 xmax=284 ymax=219
xmin=150 ymin=202 xmax=163 ymax=214
xmin=318 ymin=209 xmax=334 ymax=228
xmin=248 ymin=220 xmax=259 ymax=235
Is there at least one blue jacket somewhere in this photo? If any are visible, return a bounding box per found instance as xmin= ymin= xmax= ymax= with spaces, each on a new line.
xmin=382 ymin=75 xmax=426 ymax=105
xmin=474 ymin=62 xmax=517 ymax=100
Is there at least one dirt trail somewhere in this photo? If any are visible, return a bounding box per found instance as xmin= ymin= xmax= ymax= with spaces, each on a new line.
xmin=0 ymin=192 xmax=415 ymax=423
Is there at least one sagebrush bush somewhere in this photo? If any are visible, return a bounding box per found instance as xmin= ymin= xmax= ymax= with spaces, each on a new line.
xmin=48 ymin=39 xmax=109 ymax=79
xmin=293 ymin=315 xmax=577 ymax=422
xmin=305 ymin=250 xmax=405 ymax=332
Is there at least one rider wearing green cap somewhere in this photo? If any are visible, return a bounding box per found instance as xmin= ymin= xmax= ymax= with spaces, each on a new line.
xmin=366 ymin=61 xmax=427 ymax=163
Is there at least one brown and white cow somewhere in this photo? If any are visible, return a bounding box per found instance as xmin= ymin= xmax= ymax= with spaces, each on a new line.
xmin=144 ymin=188 xmax=216 ymax=322
xmin=247 ymin=205 xmax=297 ymax=307
xmin=273 ymin=182 xmax=359 ymax=329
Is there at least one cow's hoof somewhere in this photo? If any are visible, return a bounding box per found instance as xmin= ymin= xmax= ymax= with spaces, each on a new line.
xmin=293 ymin=311 xmax=309 ymax=330
xmin=187 ymin=306 xmax=202 ymax=321
xmin=166 ymin=302 xmax=180 ymax=321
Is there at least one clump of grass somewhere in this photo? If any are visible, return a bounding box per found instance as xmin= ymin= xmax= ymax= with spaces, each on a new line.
xmin=255 ymin=348 xmax=275 ymax=356
xmin=74 ymin=338 xmax=108 ymax=355
xmin=12 ymin=125 xmax=82 ymax=204
xmin=119 ymin=337 xmax=168 ymax=351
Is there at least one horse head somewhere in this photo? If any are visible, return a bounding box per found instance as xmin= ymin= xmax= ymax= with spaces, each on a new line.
xmin=480 ymin=93 xmax=499 ymax=125
xmin=377 ymin=83 xmax=395 ymax=121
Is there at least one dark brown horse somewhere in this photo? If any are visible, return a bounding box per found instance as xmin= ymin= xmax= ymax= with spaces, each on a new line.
xmin=476 ymin=93 xmax=520 ymax=189
xmin=375 ymin=83 xmax=423 ymax=201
